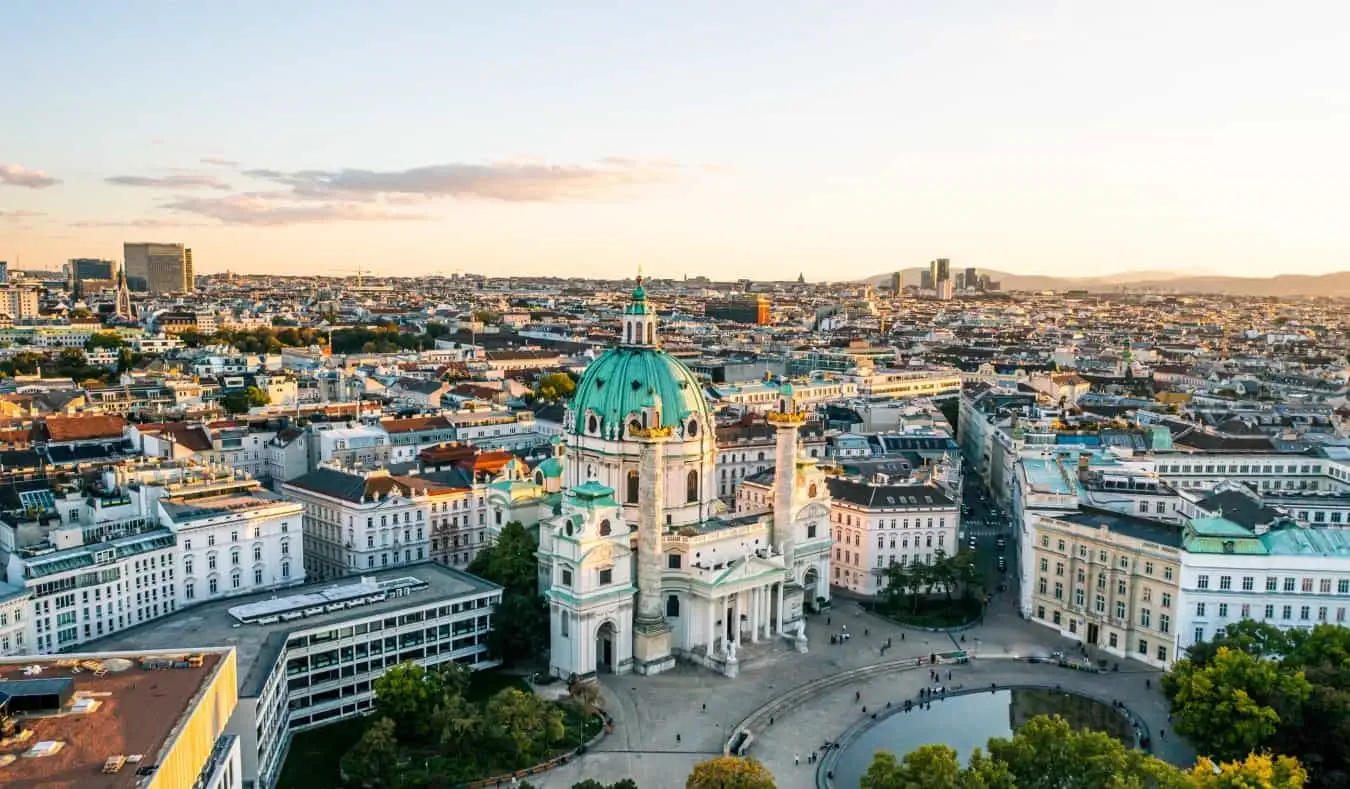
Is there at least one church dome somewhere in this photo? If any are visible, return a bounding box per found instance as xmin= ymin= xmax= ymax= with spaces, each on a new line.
xmin=570 ymin=347 xmax=711 ymax=437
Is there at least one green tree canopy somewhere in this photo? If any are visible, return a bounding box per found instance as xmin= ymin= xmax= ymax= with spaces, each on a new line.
xmin=686 ymin=756 xmax=777 ymax=789
xmin=1168 ymin=646 xmax=1312 ymax=761
xmin=533 ymin=372 xmax=577 ymax=402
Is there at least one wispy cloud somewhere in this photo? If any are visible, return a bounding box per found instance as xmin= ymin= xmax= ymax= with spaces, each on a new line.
xmin=242 ymin=158 xmax=682 ymax=203
xmin=70 ymin=217 xmax=211 ymax=228
xmin=106 ymin=174 xmax=233 ymax=191
xmin=0 ymin=163 xmax=61 ymax=189
xmin=0 ymin=209 xmax=45 ymax=219
xmin=163 ymin=193 xmax=430 ymax=226
xmin=201 ymin=156 xmax=239 ymax=168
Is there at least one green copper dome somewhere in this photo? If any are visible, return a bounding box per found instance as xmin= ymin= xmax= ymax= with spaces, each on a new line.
xmin=570 ymin=347 xmax=711 ymax=437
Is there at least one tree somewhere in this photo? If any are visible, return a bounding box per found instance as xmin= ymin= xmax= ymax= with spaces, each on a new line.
xmin=468 ymin=521 xmax=540 ymax=597
xmin=482 ymin=687 xmax=566 ymax=765
xmin=686 ymin=756 xmax=777 ymax=789
xmin=86 ymin=332 xmax=127 ymax=351
xmin=1167 ymin=647 xmax=1311 ymax=761
xmin=342 ymin=715 xmax=399 ymax=789
xmin=1190 ymin=754 xmax=1308 ymax=789
xmin=246 ymin=385 xmax=270 ymax=407
xmin=534 ymin=372 xmax=577 ymax=403
xmin=979 ymin=714 xmax=1186 ymax=789
xmin=373 ymin=662 xmax=435 ymax=741
xmin=863 ymin=746 xmax=968 ymax=789
xmin=469 ymin=522 xmax=548 ymax=663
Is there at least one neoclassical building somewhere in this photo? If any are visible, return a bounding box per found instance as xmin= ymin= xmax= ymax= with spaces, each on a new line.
xmin=536 ymin=280 xmax=832 ymax=679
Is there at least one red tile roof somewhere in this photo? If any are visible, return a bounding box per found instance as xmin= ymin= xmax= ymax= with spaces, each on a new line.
xmin=43 ymin=414 xmax=127 ymax=442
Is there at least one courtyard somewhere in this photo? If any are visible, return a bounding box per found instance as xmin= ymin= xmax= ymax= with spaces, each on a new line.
xmin=529 ymin=596 xmax=1192 ymax=789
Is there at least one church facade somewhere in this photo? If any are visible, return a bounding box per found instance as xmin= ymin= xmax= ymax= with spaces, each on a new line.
xmin=534 ymin=280 xmax=832 ymax=679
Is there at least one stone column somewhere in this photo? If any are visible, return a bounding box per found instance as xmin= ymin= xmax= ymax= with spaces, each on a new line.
xmin=733 ymin=592 xmax=743 ymax=645
xmin=749 ymin=587 xmax=760 ymax=643
xmin=768 ymin=406 xmax=807 ymax=566
xmin=705 ymin=596 xmax=716 ymax=656
xmin=632 ymin=426 xmax=674 ymax=675
xmin=776 ymin=582 xmax=786 ymax=635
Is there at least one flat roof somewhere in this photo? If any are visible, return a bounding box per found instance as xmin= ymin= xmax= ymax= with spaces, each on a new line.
xmin=83 ymin=564 xmax=500 ymax=697
xmin=0 ymin=650 xmax=225 ymax=789
xmin=1059 ymin=509 xmax=1184 ymax=549
xmin=159 ymin=489 xmax=299 ymax=525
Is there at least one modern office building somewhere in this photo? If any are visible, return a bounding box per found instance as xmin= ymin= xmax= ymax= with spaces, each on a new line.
xmin=965 ymin=266 xmax=978 ymax=290
xmin=87 ymin=564 xmax=502 ymax=789
xmin=705 ymin=295 xmax=771 ymax=325
xmin=124 ymin=242 xmax=193 ymax=293
xmin=68 ymin=257 xmax=116 ymax=296
xmin=0 ymin=647 xmax=242 ymax=789
xmin=889 ymin=271 xmax=902 ymax=293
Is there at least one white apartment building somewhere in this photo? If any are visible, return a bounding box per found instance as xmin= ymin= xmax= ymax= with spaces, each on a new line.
xmin=715 ymin=421 xmax=826 ymax=501
xmin=735 ymin=472 xmax=958 ymax=596
xmin=0 ymin=582 xmax=33 ymax=656
xmin=1177 ymin=515 xmax=1350 ymax=654
xmin=708 ymin=378 xmax=859 ymax=415
xmin=157 ymin=479 xmax=305 ymax=605
xmin=8 ymin=525 xmax=179 ymax=653
xmin=87 ymin=565 xmax=502 ymax=789
xmin=844 ymin=367 xmax=963 ymax=400
xmin=283 ymin=467 xmax=439 ymax=580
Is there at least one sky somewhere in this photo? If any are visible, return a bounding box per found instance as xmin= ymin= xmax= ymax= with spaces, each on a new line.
xmin=3 ymin=1 xmax=1349 ymax=281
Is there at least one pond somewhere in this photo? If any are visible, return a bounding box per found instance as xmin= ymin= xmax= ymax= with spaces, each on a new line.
xmin=831 ymin=687 xmax=1137 ymax=789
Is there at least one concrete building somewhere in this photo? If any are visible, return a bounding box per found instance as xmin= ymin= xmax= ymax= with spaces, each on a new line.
xmin=0 ymin=284 xmax=40 ymax=319
xmin=86 ymin=565 xmax=502 ymax=789
xmin=67 ymin=257 xmax=116 ymax=297
xmin=705 ymin=295 xmax=771 ymax=325
xmin=715 ymin=419 xmax=827 ymax=501
xmin=824 ymin=478 xmax=958 ymax=596
xmin=124 ymin=242 xmax=193 ymax=294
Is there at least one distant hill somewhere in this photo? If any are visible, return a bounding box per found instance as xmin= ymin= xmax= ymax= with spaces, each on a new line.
xmin=862 ymin=268 xmax=1350 ymax=297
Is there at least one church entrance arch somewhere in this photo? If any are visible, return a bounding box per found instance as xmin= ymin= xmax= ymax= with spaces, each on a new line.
xmin=803 ymin=568 xmax=821 ymax=610
xmin=595 ymin=620 xmax=618 ymax=673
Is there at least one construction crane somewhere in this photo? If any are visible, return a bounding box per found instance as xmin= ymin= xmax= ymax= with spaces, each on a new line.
xmin=338 ymin=267 xmax=368 ymax=287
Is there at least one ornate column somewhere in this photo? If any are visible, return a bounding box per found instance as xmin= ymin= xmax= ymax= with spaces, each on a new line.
xmin=631 ymin=424 xmax=674 ymax=675
xmin=768 ymin=386 xmax=807 ymax=566
xmin=705 ymin=595 xmax=716 ymax=656
xmin=733 ymin=591 xmax=743 ymax=645
xmin=776 ymin=582 xmax=786 ymax=635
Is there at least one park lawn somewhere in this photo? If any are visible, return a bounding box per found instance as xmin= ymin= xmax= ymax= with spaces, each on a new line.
xmin=277 ymin=716 xmax=368 ymax=789
xmin=276 ymin=669 xmax=592 ymax=789
xmin=874 ymin=596 xmax=983 ymax=628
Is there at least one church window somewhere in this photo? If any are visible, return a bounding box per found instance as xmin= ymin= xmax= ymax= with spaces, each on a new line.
xmin=629 ymin=419 xmax=642 ymax=436
xmin=560 ymin=568 xmax=572 ymax=587
xmin=686 ymin=471 xmax=699 ymax=503
xmin=647 ymin=323 xmax=654 ymax=344
xmin=809 ymin=483 xmax=818 ymax=498
xmin=626 ymin=471 xmax=639 ymax=504
xmin=807 ymin=523 xmax=816 ymax=539
xmin=666 ymin=595 xmax=680 ymax=617
xmin=599 ymin=519 xmax=612 ymax=536
xmin=588 ymin=416 xmax=598 ymax=434
xmin=668 ymin=553 xmax=681 ymax=569
xmin=687 ymin=420 xmax=699 ymax=437
xmin=560 ymin=612 xmax=569 ymax=638
xmin=599 ymin=568 xmax=613 ymax=585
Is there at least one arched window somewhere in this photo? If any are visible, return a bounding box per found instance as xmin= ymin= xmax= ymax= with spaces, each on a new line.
xmin=587 ymin=415 xmax=598 ymax=434
xmin=534 ymin=471 xmax=544 ymax=485
xmin=687 ymin=420 xmax=699 ymax=438
xmin=809 ymin=483 xmax=818 ymax=498
xmin=626 ymin=470 xmax=640 ymax=504
xmin=629 ymin=419 xmax=642 ymax=436
xmin=647 ymin=323 xmax=654 ymax=344
xmin=686 ymin=470 xmax=699 ymax=503
xmin=599 ymin=519 xmax=612 ymax=536
xmin=666 ymin=595 xmax=680 ymax=617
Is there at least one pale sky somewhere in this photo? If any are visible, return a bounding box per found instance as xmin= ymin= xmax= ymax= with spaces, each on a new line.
xmin=3 ymin=1 xmax=1349 ymax=281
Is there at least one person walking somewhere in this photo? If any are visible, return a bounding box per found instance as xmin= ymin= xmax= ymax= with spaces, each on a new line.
xmin=795 ymin=752 xmax=800 ymax=766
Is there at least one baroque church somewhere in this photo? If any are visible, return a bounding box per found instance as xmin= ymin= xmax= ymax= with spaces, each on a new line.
xmin=533 ymin=280 xmax=832 ymax=678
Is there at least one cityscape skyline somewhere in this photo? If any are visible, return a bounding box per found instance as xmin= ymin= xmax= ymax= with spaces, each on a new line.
xmin=4 ymin=1 xmax=1350 ymax=280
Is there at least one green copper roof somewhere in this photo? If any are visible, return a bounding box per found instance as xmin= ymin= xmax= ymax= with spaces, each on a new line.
xmin=536 ymin=456 xmax=564 ymax=479
xmin=1189 ymin=517 xmax=1252 ymax=538
xmin=568 ymin=480 xmax=618 ymax=509
xmin=570 ymin=346 xmax=711 ymax=436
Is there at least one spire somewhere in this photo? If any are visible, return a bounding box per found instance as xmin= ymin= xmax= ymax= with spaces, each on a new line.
xmin=621 ymin=269 xmax=658 ymax=348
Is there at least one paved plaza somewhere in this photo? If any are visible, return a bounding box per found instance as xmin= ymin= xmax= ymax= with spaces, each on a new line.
xmin=531 ymin=598 xmax=1194 ymax=789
